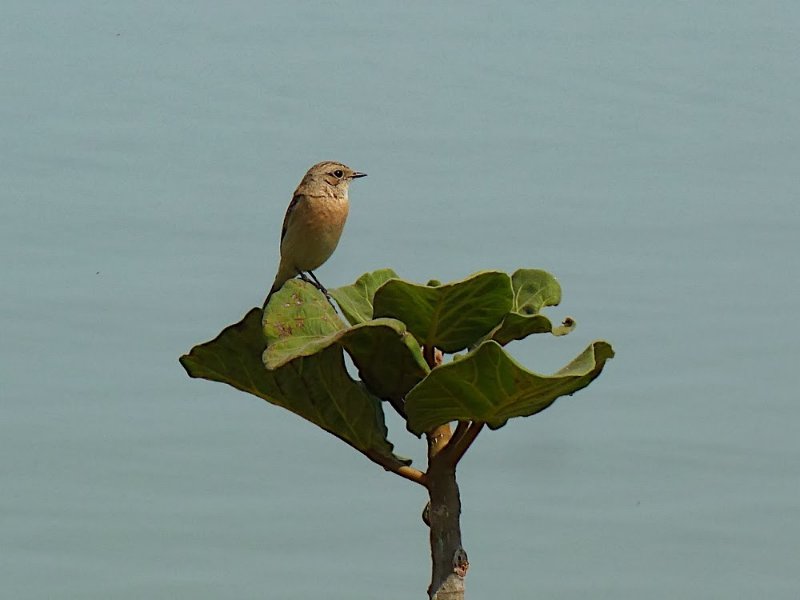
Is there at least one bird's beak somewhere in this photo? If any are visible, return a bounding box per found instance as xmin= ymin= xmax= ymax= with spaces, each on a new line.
xmin=351 ymin=171 xmax=367 ymax=179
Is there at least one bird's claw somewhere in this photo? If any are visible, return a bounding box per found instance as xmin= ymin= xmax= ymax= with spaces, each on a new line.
xmin=299 ymin=271 xmax=335 ymax=306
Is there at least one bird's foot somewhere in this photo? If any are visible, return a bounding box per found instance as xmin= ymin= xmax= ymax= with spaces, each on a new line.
xmin=304 ymin=271 xmax=335 ymax=306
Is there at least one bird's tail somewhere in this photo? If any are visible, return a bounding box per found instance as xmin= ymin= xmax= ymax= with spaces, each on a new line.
xmin=263 ymin=262 xmax=295 ymax=309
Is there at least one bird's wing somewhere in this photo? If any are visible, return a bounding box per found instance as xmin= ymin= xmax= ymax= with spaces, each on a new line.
xmin=281 ymin=194 xmax=302 ymax=242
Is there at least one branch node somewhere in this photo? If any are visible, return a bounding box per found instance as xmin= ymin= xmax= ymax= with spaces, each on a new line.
xmin=452 ymin=547 xmax=469 ymax=578
xmin=444 ymin=422 xmax=485 ymax=465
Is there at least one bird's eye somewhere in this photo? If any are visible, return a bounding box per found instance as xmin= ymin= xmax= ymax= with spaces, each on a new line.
xmin=332 ymin=169 xmax=344 ymax=178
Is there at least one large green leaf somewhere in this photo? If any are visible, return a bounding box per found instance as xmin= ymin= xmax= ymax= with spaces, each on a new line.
xmin=334 ymin=318 xmax=429 ymax=400
xmin=330 ymin=268 xmax=399 ymax=326
xmin=265 ymin=315 xmax=429 ymax=398
xmin=263 ymin=280 xmax=429 ymax=400
xmin=372 ymin=271 xmax=513 ymax=353
xmin=179 ymin=307 xmax=410 ymax=469
xmin=263 ymin=279 xmax=347 ymax=363
xmin=492 ymin=269 xmax=569 ymax=345
xmin=405 ymin=340 xmax=614 ymax=435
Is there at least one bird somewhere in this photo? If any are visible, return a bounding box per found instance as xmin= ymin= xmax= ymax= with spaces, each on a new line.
xmin=264 ymin=161 xmax=366 ymax=308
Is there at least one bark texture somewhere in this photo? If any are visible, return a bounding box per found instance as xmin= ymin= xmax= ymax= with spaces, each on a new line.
xmin=427 ymin=460 xmax=467 ymax=599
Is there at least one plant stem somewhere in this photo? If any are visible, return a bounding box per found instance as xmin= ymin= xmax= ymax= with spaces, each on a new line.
xmin=444 ymin=422 xmax=484 ymax=466
xmin=427 ymin=423 xmax=453 ymax=456
xmin=448 ymin=421 xmax=469 ymax=452
xmin=422 ymin=344 xmax=467 ymax=598
xmin=424 ymin=344 xmax=435 ymax=368
xmin=367 ymin=451 xmax=427 ymax=486
xmin=426 ymin=457 xmax=467 ymax=599
xmin=394 ymin=464 xmax=427 ymax=486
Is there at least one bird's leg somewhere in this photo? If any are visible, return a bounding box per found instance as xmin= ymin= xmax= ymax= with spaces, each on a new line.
xmin=307 ymin=271 xmax=335 ymax=306
xmin=306 ymin=271 xmax=327 ymax=294
xmin=297 ymin=271 xmax=311 ymax=283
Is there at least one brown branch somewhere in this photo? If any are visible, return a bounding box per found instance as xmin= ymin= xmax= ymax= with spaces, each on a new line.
xmin=423 ymin=344 xmax=436 ymax=369
xmin=422 ymin=344 xmax=444 ymax=370
xmin=443 ymin=422 xmax=485 ymax=466
xmin=421 ymin=344 xmax=453 ymax=464
xmin=366 ymin=448 xmax=427 ymax=486
xmin=427 ymin=423 xmax=453 ymax=461
xmin=371 ymin=453 xmax=427 ymax=486
xmin=423 ymin=345 xmax=433 ymax=367
xmin=449 ymin=421 xmax=469 ymax=449
xmin=393 ymin=464 xmax=428 ymax=486
xmin=426 ymin=459 xmax=465 ymax=598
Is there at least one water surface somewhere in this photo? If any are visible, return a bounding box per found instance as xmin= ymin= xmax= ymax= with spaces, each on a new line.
xmin=2 ymin=2 xmax=799 ymax=598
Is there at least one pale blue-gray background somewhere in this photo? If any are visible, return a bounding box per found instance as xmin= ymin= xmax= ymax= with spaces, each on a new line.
xmin=2 ymin=1 xmax=798 ymax=598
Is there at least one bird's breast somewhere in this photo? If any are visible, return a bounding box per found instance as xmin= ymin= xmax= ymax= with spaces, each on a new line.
xmin=296 ymin=195 xmax=349 ymax=242
xmin=281 ymin=194 xmax=349 ymax=271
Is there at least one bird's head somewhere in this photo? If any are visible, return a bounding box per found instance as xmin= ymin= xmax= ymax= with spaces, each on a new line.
xmin=301 ymin=161 xmax=367 ymax=194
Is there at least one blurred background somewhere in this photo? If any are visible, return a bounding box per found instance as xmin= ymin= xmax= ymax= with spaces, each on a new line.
xmin=2 ymin=1 xmax=798 ymax=598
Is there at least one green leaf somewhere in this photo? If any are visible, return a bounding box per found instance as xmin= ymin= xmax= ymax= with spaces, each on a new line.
xmin=511 ymin=268 xmax=561 ymax=313
xmin=338 ymin=318 xmax=429 ymax=400
xmin=405 ymin=340 xmax=614 ymax=435
xmin=330 ymin=268 xmax=399 ymax=326
xmin=372 ymin=271 xmax=513 ymax=353
xmin=338 ymin=319 xmax=430 ymax=399
xmin=492 ymin=313 xmax=554 ymax=345
xmin=180 ymin=307 xmax=410 ymax=469
xmin=263 ymin=280 xmax=347 ymax=365
xmin=492 ymin=269 xmax=567 ymax=345
xmin=263 ymin=280 xmax=429 ymax=400
xmin=266 ymin=315 xmax=431 ymax=402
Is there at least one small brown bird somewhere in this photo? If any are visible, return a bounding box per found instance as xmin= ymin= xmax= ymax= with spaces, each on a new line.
xmin=264 ymin=161 xmax=366 ymax=307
